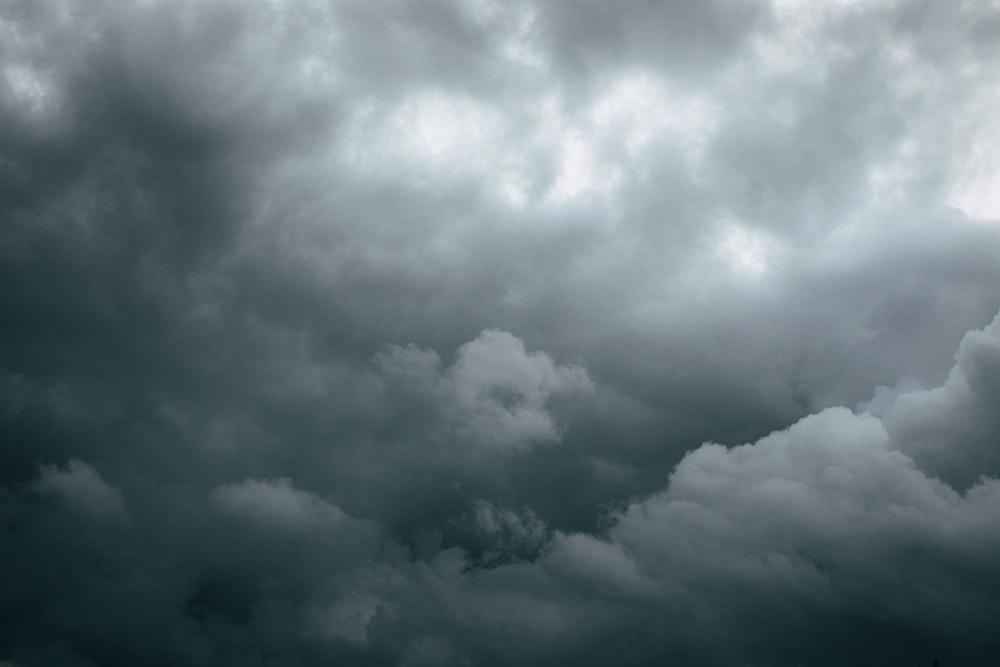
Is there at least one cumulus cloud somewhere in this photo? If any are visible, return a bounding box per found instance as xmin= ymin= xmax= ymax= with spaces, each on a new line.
xmin=2 ymin=0 xmax=1000 ymax=665
xmin=321 ymin=312 xmax=1000 ymax=665
xmin=880 ymin=312 xmax=1000 ymax=487
xmin=377 ymin=329 xmax=593 ymax=450
xmin=536 ymin=312 xmax=1000 ymax=664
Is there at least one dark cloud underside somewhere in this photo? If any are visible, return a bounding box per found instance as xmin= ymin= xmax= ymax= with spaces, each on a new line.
xmin=2 ymin=1 xmax=1000 ymax=665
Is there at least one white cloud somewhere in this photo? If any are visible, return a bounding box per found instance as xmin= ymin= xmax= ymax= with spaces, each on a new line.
xmin=947 ymin=96 xmax=1000 ymax=222
xmin=716 ymin=221 xmax=782 ymax=275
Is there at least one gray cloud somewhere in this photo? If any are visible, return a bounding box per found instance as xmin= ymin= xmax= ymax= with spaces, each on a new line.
xmin=348 ymin=314 xmax=1000 ymax=665
xmin=214 ymin=477 xmax=351 ymax=530
xmin=377 ymin=329 xmax=593 ymax=450
xmin=33 ymin=460 xmax=124 ymax=520
xmin=880 ymin=312 xmax=1000 ymax=488
xmin=536 ymin=314 xmax=1000 ymax=664
xmin=2 ymin=0 xmax=1000 ymax=664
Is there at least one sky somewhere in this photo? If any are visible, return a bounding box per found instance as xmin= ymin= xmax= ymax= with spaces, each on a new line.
xmin=1 ymin=0 xmax=1000 ymax=665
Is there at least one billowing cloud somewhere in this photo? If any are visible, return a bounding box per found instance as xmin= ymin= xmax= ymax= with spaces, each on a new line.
xmin=377 ymin=329 xmax=593 ymax=450
xmin=534 ymin=313 xmax=1000 ymax=664
xmin=353 ymin=313 xmax=1000 ymax=665
xmin=2 ymin=0 xmax=1000 ymax=665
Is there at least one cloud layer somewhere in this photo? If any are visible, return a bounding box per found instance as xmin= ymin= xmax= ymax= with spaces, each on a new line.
xmin=2 ymin=0 xmax=1000 ymax=665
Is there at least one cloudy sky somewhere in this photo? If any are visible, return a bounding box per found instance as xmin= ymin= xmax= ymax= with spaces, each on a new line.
xmin=2 ymin=0 xmax=1000 ymax=665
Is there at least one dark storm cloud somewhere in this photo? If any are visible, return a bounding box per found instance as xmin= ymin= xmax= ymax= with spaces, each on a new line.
xmin=296 ymin=316 xmax=1000 ymax=666
xmin=880 ymin=312 xmax=1000 ymax=488
xmin=537 ymin=313 xmax=1000 ymax=665
xmin=2 ymin=0 xmax=1000 ymax=665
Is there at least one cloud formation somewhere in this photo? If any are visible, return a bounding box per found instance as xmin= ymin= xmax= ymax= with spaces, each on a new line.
xmin=377 ymin=329 xmax=593 ymax=450
xmin=2 ymin=0 xmax=1000 ymax=665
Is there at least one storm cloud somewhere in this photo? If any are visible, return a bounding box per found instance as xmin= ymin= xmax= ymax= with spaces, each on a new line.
xmin=2 ymin=0 xmax=1000 ymax=665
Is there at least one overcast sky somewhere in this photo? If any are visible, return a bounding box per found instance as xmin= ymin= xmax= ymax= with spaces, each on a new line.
xmin=2 ymin=0 xmax=1000 ymax=665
